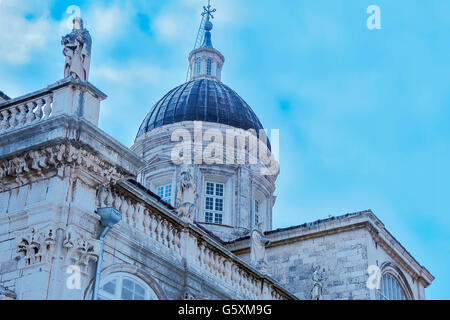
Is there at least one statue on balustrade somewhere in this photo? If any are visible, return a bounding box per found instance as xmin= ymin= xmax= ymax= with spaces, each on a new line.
xmin=176 ymin=166 xmax=198 ymax=222
xmin=61 ymin=17 xmax=92 ymax=82
xmin=250 ymin=223 xmax=270 ymax=272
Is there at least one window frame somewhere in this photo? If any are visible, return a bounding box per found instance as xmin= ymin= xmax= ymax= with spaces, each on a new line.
xmin=254 ymin=199 xmax=260 ymax=226
xmin=156 ymin=183 xmax=172 ymax=205
xmin=195 ymin=58 xmax=202 ymax=75
xmin=98 ymin=273 xmax=158 ymax=300
xmin=376 ymin=272 xmax=408 ymax=300
xmin=206 ymin=58 xmax=212 ymax=75
xmin=204 ymin=181 xmax=225 ymax=225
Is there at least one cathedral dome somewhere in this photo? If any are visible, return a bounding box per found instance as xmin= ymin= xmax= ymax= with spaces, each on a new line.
xmin=136 ymin=78 xmax=266 ymax=141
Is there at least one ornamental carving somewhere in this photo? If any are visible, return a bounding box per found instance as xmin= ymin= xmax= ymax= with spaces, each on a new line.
xmin=16 ymin=224 xmax=59 ymax=267
xmin=62 ymin=226 xmax=101 ymax=272
xmin=16 ymin=224 xmax=100 ymax=272
xmin=0 ymin=143 xmax=124 ymax=192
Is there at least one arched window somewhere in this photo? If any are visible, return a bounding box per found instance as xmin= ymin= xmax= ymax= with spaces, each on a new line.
xmin=99 ymin=273 xmax=158 ymax=300
xmin=195 ymin=58 xmax=201 ymax=75
xmin=377 ymin=273 xmax=407 ymax=300
xmin=206 ymin=58 xmax=212 ymax=75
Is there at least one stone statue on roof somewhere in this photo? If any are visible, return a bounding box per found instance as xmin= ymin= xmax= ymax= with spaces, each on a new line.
xmin=250 ymin=222 xmax=271 ymax=272
xmin=61 ymin=17 xmax=92 ymax=81
xmin=176 ymin=165 xmax=198 ymax=222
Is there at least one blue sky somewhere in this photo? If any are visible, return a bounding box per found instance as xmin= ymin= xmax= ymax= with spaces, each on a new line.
xmin=0 ymin=0 xmax=448 ymax=299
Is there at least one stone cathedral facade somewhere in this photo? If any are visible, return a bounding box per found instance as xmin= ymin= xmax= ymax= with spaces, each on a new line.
xmin=0 ymin=8 xmax=433 ymax=301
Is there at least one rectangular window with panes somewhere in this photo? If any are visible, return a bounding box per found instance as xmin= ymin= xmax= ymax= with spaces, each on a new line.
xmin=157 ymin=184 xmax=172 ymax=205
xmin=205 ymin=182 xmax=224 ymax=224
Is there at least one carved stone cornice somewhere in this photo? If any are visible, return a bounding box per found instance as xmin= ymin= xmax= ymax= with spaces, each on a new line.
xmin=0 ymin=143 xmax=124 ymax=192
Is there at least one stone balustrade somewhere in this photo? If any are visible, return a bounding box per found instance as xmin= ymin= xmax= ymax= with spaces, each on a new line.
xmin=96 ymin=186 xmax=182 ymax=257
xmin=95 ymin=183 xmax=292 ymax=300
xmin=0 ymin=77 xmax=107 ymax=136
xmin=0 ymin=94 xmax=53 ymax=134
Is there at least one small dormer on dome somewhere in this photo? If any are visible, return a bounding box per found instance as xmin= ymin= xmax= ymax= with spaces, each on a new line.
xmin=188 ymin=4 xmax=225 ymax=82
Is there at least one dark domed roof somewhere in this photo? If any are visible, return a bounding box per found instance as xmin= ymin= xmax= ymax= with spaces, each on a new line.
xmin=136 ymin=78 xmax=266 ymax=140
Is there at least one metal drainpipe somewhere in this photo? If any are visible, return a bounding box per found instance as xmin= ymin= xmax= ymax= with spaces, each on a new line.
xmin=92 ymin=207 xmax=122 ymax=300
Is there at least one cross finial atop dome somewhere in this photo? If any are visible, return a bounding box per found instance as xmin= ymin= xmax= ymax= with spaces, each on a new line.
xmin=202 ymin=0 xmax=216 ymax=21
xmin=201 ymin=0 xmax=216 ymax=48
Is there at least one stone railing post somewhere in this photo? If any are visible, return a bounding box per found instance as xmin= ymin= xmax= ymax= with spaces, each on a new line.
xmin=51 ymin=79 xmax=106 ymax=127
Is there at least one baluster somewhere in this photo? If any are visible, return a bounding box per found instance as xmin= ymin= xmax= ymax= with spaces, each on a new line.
xmin=230 ymin=265 xmax=236 ymax=286
xmin=104 ymin=188 xmax=113 ymax=207
xmin=119 ymin=195 xmax=127 ymax=215
xmin=135 ymin=204 xmax=144 ymax=232
xmin=125 ymin=199 xmax=134 ymax=226
xmin=198 ymin=243 xmax=205 ymax=267
xmin=207 ymin=250 xmax=213 ymax=274
xmin=202 ymin=247 xmax=209 ymax=271
xmin=225 ymin=261 xmax=232 ymax=283
xmin=17 ymin=104 xmax=27 ymax=127
xmin=173 ymin=230 xmax=180 ymax=253
xmin=43 ymin=96 xmax=53 ymax=119
xmin=156 ymin=218 xmax=163 ymax=242
xmin=150 ymin=213 xmax=158 ymax=239
xmin=34 ymin=99 xmax=44 ymax=120
xmin=26 ymin=101 xmax=36 ymax=124
xmin=120 ymin=197 xmax=129 ymax=225
xmin=0 ymin=110 xmax=10 ymax=131
xmin=143 ymin=209 xmax=150 ymax=234
xmin=112 ymin=192 xmax=122 ymax=211
xmin=161 ymin=220 xmax=168 ymax=246
xmin=168 ymin=225 xmax=174 ymax=249
xmin=8 ymin=106 xmax=19 ymax=129
xmin=213 ymin=253 xmax=219 ymax=277
xmin=218 ymin=257 xmax=224 ymax=279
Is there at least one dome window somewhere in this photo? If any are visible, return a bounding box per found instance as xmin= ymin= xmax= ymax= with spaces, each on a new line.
xmin=195 ymin=58 xmax=201 ymax=75
xmin=157 ymin=184 xmax=172 ymax=205
xmin=206 ymin=58 xmax=212 ymax=75
xmin=205 ymin=182 xmax=224 ymax=224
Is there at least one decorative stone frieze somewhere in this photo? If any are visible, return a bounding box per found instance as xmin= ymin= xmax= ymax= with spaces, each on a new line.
xmin=0 ymin=143 xmax=124 ymax=192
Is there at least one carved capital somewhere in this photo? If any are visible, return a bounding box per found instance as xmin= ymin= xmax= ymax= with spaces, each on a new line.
xmin=16 ymin=224 xmax=59 ymax=267
xmin=62 ymin=226 xmax=101 ymax=272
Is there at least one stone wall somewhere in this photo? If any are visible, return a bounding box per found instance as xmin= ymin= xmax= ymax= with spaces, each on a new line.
xmin=265 ymin=228 xmax=370 ymax=300
xmin=227 ymin=211 xmax=434 ymax=300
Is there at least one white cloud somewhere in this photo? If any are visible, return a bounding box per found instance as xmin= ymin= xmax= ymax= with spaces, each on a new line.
xmin=85 ymin=4 xmax=128 ymax=41
xmin=94 ymin=62 xmax=163 ymax=86
xmin=0 ymin=0 xmax=53 ymax=64
xmin=151 ymin=0 xmax=244 ymax=44
xmin=152 ymin=12 xmax=196 ymax=42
